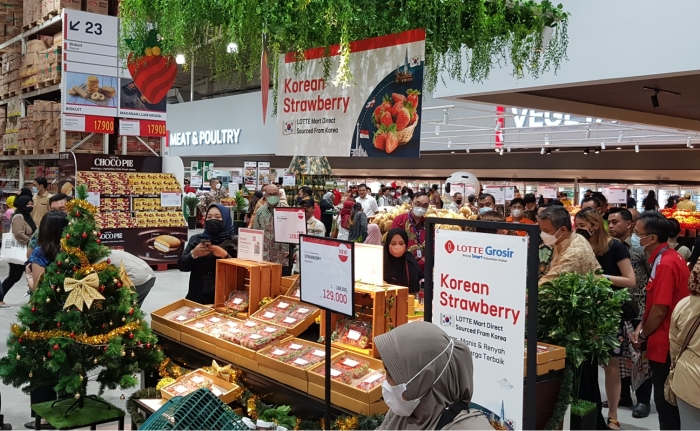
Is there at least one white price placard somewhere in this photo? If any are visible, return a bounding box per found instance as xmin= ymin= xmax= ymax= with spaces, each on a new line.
xmin=62 ymin=115 xmax=86 ymax=132
xmin=238 ymin=228 xmax=264 ymax=262
xmin=433 ymin=230 xmax=527 ymax=429
xmin=160 ymin=192 xmax=182 ymax=207
xmin=283 ymin=174 xmax=296 ymax=186
xmin=604 ymin=187 xmax=626 ymax=204
xmin=505 ymin=186 xmax=515 ymax=201
xmin=354 ymin=243 xmax=383 ymax=286
xmin=483 ymin=186 xmax=506 ymax=205
xmin=190 ymin=176 xmax=202 ymax=188
xmin=299 ymin=236 xmax=354 ymax=316
xmin=119 ymin=120 xmax=140 ymax=136
xmin=536 ymin=185 xmax=557 ymax=199
xmin=273 ymin=207 xmax=307 ymax=244
xmin=86 ymin=191 xmax=100 ymax=207
xmin=450 ymin=183 xmax=466 ymax=197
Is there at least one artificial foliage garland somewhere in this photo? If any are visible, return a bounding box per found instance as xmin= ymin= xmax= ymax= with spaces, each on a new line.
xmin=544 ymin=365 xmax=572 ymax=430
xmin=118 ymin=0 xmax=569 ymax=110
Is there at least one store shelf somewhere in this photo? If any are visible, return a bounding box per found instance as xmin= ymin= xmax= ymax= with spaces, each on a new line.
xmin=0 ymin=14 xmax=62 ymax=53
xmin=0 ymin=153 xmax=59 ymax=162
xmin=0 ymin=84 xmax=61 ymax=107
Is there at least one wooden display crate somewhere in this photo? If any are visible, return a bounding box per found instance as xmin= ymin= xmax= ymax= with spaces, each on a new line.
xmin=307 ymin=353 xmax=388 ymax=414
xmin=178 ymin=312 xmax=237 ymax=354
xmin=150 ymin=299 xmax=212 ymax=342
xmin=256 ymin=338 xmax=343 ymax=392
xmin=214 ymin=258 xmax=283 ymax=318
xmin=320 ymin=282 xmax=409 ymax=358
xmin=161 ymin=368 xmax=242 ymax=404
xmin=524 ymin=341 xmax=566 ymax=376
xmin=216 ymin=332 xmax=293 ymax=373
xmin=282 ymin=274 xmax=300 ymax=298
xmin=250 ymin=296 xmax=320 ymax=336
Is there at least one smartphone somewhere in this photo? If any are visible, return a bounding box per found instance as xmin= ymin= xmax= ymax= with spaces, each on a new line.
xmin=200 ymin=239 xmax=211 ymax=247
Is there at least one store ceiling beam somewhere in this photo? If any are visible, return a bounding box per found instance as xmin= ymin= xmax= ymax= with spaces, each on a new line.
xmin=460 ymin=92 xmax=700 ymax=133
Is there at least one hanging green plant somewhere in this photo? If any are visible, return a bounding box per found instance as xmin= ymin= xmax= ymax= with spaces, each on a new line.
xmin=118 ymin=0 xmax=569 ymax=109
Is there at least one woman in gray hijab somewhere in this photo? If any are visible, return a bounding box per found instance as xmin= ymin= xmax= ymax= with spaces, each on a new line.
xmin=375 ymin=321 xmax=491 ymax=430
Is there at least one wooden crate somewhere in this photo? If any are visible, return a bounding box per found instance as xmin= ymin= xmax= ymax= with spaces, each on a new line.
xmin=250 ymin=296 xmax=321 ymax=336
xmin=282 ymin=274 xmax=300 ymax=298
xmin=214 ymin=258 xmax=282 ymax=318
xmin=150 ymin=299 xmax=212 ymax=342
xmin=320 ymin=282 xmax=409 ymax=358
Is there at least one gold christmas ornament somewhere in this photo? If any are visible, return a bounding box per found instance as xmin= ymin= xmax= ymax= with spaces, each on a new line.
xmin=121 ymin=317 xmax=126 ymax=322
xmin=16 ymin=354 xmax=20 ymax=360
xmin=29 ymin=372 xmax=32 ymax=378
xmin=209 ymin=360 xmax=232 ymax=381
xmin=94 ymin=358 xmax=98 ymax=364
xmin=74 ymin=393 xmax=80 ymax=399
xmin=46 ymin=298 xmax=50 ymax=303
xmin=63 ymin=272 xmax=105 ymax=311
xmin=121 ymin=350 xmax=126 ymax=356
xmin=119 ymin=262 xmax=135 ymax=289
xmin=120 ymin=394 xmax=125 ymax=400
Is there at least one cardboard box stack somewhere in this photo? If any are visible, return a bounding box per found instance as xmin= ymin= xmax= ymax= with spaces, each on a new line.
xmin=116 ymin=136 xmax=162 ymax=155
xmin=36 ymin=37 xmax=60 ymax=84
xmin=2 ymin=99 xmax=20 ymax=152
xmin=66 ymin=132 xmax=103 ymax=153
xmin=23 ymin=0 xmax=77 ymax=27
xmin=0 ymin=1 xmax=22 ymax=43
xmin=20 ymin=38 xmax=46 ymax=89
xmin=11 ymin=99 xmax=58 ymax=153
xmin=2 ymin=46 xmax=22 ymax=97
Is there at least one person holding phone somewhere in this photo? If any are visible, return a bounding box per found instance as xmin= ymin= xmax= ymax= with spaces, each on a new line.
xmin=178 ymin=204 xmax=237 ymax=304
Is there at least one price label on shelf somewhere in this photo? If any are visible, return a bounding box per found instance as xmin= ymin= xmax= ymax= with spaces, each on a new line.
xmin=238 ymin=228 xmax=264 ymax=262
xmin=273 ymin=207 xmax=307 ymax=244
xmin=86 ymin=191 xmax=100 ymax=207
xmin=299 ymin=235 xmax=355 ymax=316
xmin=62 ymin=114 xmax=114 ymax=134
xmin=160 ymin=192 xmax=182 ymax=207
xmin=119 ymin=119 xmax=167 ymax=137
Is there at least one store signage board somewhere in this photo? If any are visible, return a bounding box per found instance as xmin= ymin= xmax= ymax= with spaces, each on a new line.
xmin=120 ymin=119 xmax=167 ymax=137
xmin=160 ymin=192 xmax=182 ymax=207
xmin=536 ymin=185 xmax=557 ymax=199
xmin=354 ymin=243 xmax=383 ymax=286
xmin=238 ymin=228 xmax=264 ymax=262
xmin=483 ymin=186 xmax=506 ymax=205
xmin=190 ymin=175 xmax=202 ymax=188
xmin=604 ymin=187 xmax=626 ymax=204
xmin=433 ymin=229 xmax=527 ymax=430
xmin=451 ymin=183 xmax=465 ymax=196
xmin=273 ymin=207 xmax=307 ymax=244
xmin=62 ymin=10 xmax=120 ymax=117
xmin=505 ymin=186 xmax=515 ymax=201
xmin=258 ymin=162 xmax=271 ymax=190
xmin=244 ymin=161 xmax=258 ymax=189
xmin=276 ymin=29 xmax=425 ymax=158
xmin=86 ymin=191 xmax=100 ymax=207
xmin=282 ymin=174 xmax=296 ymax=186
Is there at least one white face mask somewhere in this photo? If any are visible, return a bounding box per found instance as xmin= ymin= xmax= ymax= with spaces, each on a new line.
xmin=412 ymin=207 xmax=427 ymax=218
xmin=215 ymin=183 xmax=221 ymax=190
xmin=382 ymin=339 xmax=454 ymax=417
xmin=540 ymin=228 xmax=561 ymax=246
xmin=511 ymin=209 xmax=523 ymax=218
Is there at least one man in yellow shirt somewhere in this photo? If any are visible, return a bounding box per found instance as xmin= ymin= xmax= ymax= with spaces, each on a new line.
xmin=677 ymin=193 xmax=696 ymax=212
xmin=31 ymin=177 xmax=52 ymax=226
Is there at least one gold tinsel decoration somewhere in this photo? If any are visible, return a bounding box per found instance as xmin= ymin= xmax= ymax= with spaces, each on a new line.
xmin=258 ymin=297 xmax=274 ymax=308
xmin=155 ymin=377 xmax=175 ymax=391
xmin=158 ymin=357 xmax=187 ymax=379
xmin=11 ymin=322 xmax=140 ymax=345
xmin=247 ymin=395 xmax=259 ymax=420
xmin=66 ymin=199 xmax=98 ymax=217
xmin=63 ymin=272 xmax=105 ymax=311
xmin=333 ymin=416 xmax=358 ymax=430
xmin=119 ymin=262 xmax=135 ymax=289
xmin=60 ymin=239 xmax=112 ymax=277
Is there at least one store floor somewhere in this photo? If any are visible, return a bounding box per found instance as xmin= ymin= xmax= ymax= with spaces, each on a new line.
xmin=0 ymin=263 xmax=661 ymax=430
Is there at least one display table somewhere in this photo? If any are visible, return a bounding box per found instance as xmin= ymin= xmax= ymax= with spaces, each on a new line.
xmin=31 ymin=397 xmax=125 ymax=430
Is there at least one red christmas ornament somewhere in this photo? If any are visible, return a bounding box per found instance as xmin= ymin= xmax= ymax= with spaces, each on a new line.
xmin=66 ymin=234 xmax=71 ymax=239
xmin=129 ymin=333 xmax=134 ymax=339
xmin=146 ymin=343 xmax=151 ymax=349
xmin=70 ymin=332 xmax=75 ymax=339
xmin=18 ymin=338 xmax=22 ymax=343
xmin=31 ymin=307 xmax=36 ymax=313
xmin=117 ymin=282 xmax=122 ymax=288
xmin=56 ymin=270 xmax=61 ymax=274
xmin=96 ymin=240 xmax=102 ymax=245
xmin=53 ymin=344 xmax=59 ymax=351
xmin=106 ymin=259 xmax=111 ymax=264
xmin=99 ymin=285 xmax=105 ymax=292
xmin=128 ymin=308 xmax=134 ymax=315
xmin=48 ymin=351 xmax=52 ymax=357
xmin=57 ymin=261 xmax=62 ymax=266
xmin=56 ymin=322 xmax=61 ymax=328
xmin=101 ymin=324 xmax=106 ymax=329
xmin=82 ymin=232 xmax=87 ymax=239
xmin=73 ymin=266 xmax=78 ymax=271
xmin=104 ymin=346 xmax=108 ymax=351
xmin=137 ymin=341 xmax=142 ymax=346
xmin=76 ymin=211 xmax=81 ymax=217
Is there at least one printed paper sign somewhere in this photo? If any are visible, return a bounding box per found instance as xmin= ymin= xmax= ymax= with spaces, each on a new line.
xmin=160 ymin=192 xmax=182 ymax=207
xmin=604 ymin=187 xmax=626 ymax=204
xmin=244 ymin=161 xmax=258 ymax=189
xmin=536 ymin=185 xmax=557 ymax=200
xmin=299 ymin=235 xmax=355 ymax=316
xmin=276 ymin=29 xmax=425 ymax=158
xmin=273 ymin=207 xmax=307 ymax=244
xmin=238 ymin=228 xmax=264 ymax=262
xmin=282 ymin=174 xmax=296 ymax=186
xmin=483 ymin=186 xmax=506 ymax=205
xmin=433 ymin=230 xmax=527 ymax=430
xmin=86 ymin=191 xmax=100 ymax=207
xmin=354 ymin=243 xmax=383 ymax=286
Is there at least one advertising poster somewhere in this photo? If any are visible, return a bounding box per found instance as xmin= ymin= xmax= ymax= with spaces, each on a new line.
xmin=238 ymin=228 xmax=264 ymax=262
xmin=257 ymin=162 xmax=271 ymax=189
xmin=118 ymin=78 xmax=168 ymax=120
xmin=276 ymin=29 xmax=425 ymax=158
xmin=99 ymin=227 xmax=188 ymax=264
xmin=64 ymin=73 xmax=119 ymax=116
xmin=433 ymin=229 xmax=527 ymax=430
xmin=273 ymin=207 xmax=307 ymax=244
xmin=244 ymin=161 xmax=258 ymax=189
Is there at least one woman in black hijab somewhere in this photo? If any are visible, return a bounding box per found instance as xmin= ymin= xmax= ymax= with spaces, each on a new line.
xmin=383 ymin=228 xmax=422 ymax=293
xmin=19 ymin=187 xmax=32 ymax=198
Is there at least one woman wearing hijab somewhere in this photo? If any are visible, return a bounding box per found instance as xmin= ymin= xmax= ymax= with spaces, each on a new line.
xmin=337 ymin=200 xmax=354 ymax=241
xmin=384 ymin=228 xmax=422 ymax=293
xmin=364 ymin=224 xmax=383 ymax=245
xmin=247 ymin=191 xmax=264 ymax=227
xmin=178 ymin=204 xmax=237 ymax=304
xmin=320 ymin=192 xmax=335 ymax=237
xmin=0 ymin=196 xmax=36 ymax=306
xmin=348 ymin=202 xmax=368 ymax=242
xmin=375 ymin=322 xmax=491 ymax=430
xmin=18 ymin=187 xmax=32 ymax=199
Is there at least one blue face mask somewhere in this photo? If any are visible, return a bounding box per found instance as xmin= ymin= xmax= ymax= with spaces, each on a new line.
xmin=479 ymin=206 xmax=491 ymax=214
xmin=32 ymin=187 xmax=38 ymax=194
xmin=630 ymin=234 xmax=641 ymax=248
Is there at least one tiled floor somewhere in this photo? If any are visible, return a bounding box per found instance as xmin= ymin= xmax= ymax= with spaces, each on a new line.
xmin=0 ymin=259 xmax=660 ymax=430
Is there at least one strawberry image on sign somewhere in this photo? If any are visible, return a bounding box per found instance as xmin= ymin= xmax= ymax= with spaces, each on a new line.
xmin=127 ymin=53 xmax=178 ymax=105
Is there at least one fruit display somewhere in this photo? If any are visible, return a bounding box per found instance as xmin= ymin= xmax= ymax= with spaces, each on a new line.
xmin=163 ymin=305 xmax=210 ymax=323
xmin=239 ymin=325 xmax=288 ymax=350
xmin=224 ymin=290 xmax=250 ymax=312
xmin=371 ymin=91 xmax=420 ymax=154
xmin=129 ymin=173 xmax=180 ymax=195
xmin=100 ymin=197 xmax=130 ymax=212
xmin=370 ymin=202 xmax=470 ymax=239
xmin=135 ymin=211 xmax=186 ymax=227
xmin=77 ymin=172 xmax=131 ymax=195
xmin=333 ymin=320 xmax=372 ymax=349
xmin=250 ymin=297 xmax=319 ymax=329
xmin=162 ymin=371 xmax=215 ymax=398
xmin=260 ymin=340 xmax=328 ymax=369
xmin=661 ymin=209 xmax=700 ymax=235
xmin=316 ymin=355 xmax=373 ymax=385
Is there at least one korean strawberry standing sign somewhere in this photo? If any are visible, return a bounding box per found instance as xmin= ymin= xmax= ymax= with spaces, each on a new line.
xmin=276 ymin=29 xmax=425 ymax=158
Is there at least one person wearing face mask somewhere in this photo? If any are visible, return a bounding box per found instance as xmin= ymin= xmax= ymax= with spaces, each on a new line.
xmin=575 ymin=207 xmax=636 ymax=430
xmin=631 ymin=211 xmax=689 ymax=431
xmin=198 ymin=178 xmax=229 ymax=220
xmin=178 ymin=204 xmax=237 ymax=304
xmin=375 ymin=321 xmax=491 ymax=430
xmin=445 ymin=192 xmax=463 ymax=213
xmin=0 ymin=196 xmax=36 ymax=307
xmin=253 ymin=184 xmax=291 ymax=275
xmin=397 ymin=187 xmax=413 ymax=205
xmin=31 ymin=177 xmax=51 ymax=227
xmin=391 ymin=191 xmax=429 ymax=272
xmin=522 ymin=193 xmax=537 ymax=222
xmin=506 ymin=198 xmax=534 ymax=236
xmin=383 ymin=229 xmax=422 ymax=293
xmin=607 ymin=207 xmax=653 ymax=419
xmin=476 ymin=193 xmax=496 ymax=216
xmin=347 ymin=203 xmax=368 ymax=242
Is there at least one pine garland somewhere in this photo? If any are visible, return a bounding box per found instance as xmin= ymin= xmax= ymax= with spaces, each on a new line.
xmin=544 ymin=365 xmax=573 ymax=430
xmin=126 ymin=387 xmax=161 ymax=428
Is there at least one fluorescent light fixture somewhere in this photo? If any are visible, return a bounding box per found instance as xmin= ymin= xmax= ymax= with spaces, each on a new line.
xmin=447 ymin=139 xmax=451 ymax=148
xmin=443 ymin=110 xmax=449 ymax=125
xmin=583 ymin=148 xmax=589 ymax=155
xmin=554 ymin=148 xmax=560 ymax=152
xmin=616 ymin=147 xmax=622 ymax=150
xmin=541 ymin=147 xmax=545 ymax=155
xmin=635 ymin=144 xmax=640 ymax=153
xmin=175 ymin=54 xmax=186 ymax=64
xmin=495 ymin=121 xmax=501 ymax=132
xmin=594 ymin=148 xmax=600 ymax=154
xmin=435 ymin=124 xmax=440 ymax=135
xmin=688 ymin=137 xmax=692 ymax=148
xmin=499 ymin=148 xmax=504 ymax=156
xmin=227 ymin=42 xmax=239 ymax=54
xmin=450 ymin=151 xmax=455 ymax=154
xmin=546 ymin=149 xmax=552 ymax=155
xmin=585 ymin=128 xmax=591 ymax=139
xmin=507 ymin=146 xmax=511 ymax=153
xmin=466 ymin=147 xmax=470 ymax=153
xmin=544 ymin=135 xmax=549 ymax=145
xmin=617 ymin=132 xmax=623 ymax=143
xmin=601 ymin=141 xmax=606 ymax=150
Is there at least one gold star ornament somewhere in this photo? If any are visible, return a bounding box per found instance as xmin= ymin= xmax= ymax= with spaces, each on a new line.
xmin=63 ymin=272 xmax=105 ymax=311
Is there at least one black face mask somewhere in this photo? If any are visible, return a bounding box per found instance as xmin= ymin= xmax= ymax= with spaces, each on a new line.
xmin=455 ymin=200 xmax=462 ymax=205
xmin=575 ymin=228 xmax=591 ymax=240
xmin=205 ymin=219 xmax=225 ymax=236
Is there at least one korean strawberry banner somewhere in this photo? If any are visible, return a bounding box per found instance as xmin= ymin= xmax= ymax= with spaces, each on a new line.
xmin=276 ymin=29 xmax=425 ymax=158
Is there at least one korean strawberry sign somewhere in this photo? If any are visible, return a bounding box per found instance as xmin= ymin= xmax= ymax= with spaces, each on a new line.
xmin=276 ymin=29 xmax=425 ymax=158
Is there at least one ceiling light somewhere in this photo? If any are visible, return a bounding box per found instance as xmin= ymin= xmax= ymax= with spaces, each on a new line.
xmin=466 ymin=147 xmax=469 ymax=153
xmin=544 ymin=135 xmax=549 ymax=145
xmin=688 ymin=137 xmax=692 ymax=148
xmin=651 ymin=91 xmax=659 ymax=108
xmin=450 ymin=151 xmax=455 ymax=154
xmin=541 ymin=147 xmax=545 ymax=155
xmin=175 ymin=54 xmax=186 ymax=64
xmin=435 ymin=124 xmax=440 ymax=135
xmin=443 ymin=110 xmax=449 ymax=125
xmin=585 ymin=128 xmax=591 ymax=139
xmin=616 ymin=146 xmax=622 ymax=150
xmin=499 ymin=148 xmax=504 ymax=156
xmin=635 ymin=144 xmax=640 ymax=153
xmin=594 ymin=148 xmax=600 ymax=154
xmin=611 ymin=120 xmax=618 ymax=124
xmin=554 ymin=148 xmax=560 ymax=152
xmin=447 ymin=139 xmax=451 ymax=148
xmin=507 ymin=146 xmax=511 ymax=153
xmin=583 ymin=148 xmax=589 ymax=155
xmin=546 ymin=149 xmax=552 ymax=155
xmin=691 ymin=145 xmax=695 ymax=149
xmin=227 ymin=42 xmax=239 ymax=54
xmin=617 ymin=132 xmax=623 ymax=143
xmin=495 ymin=121 xmax=501 ymax=132
xmin=601 ymin=141 xmax=606 ymax=150
xmin=494 ymin=148 xmax=499 ymax=153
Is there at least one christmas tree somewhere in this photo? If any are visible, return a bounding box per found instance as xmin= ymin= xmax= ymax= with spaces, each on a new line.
xmin=0 ymin=185 xmax=163 ymax=406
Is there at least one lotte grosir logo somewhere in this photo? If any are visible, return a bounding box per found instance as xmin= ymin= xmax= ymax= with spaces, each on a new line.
xmin=297 ymin=210 xmax=304 ymax=220
xmin=445 ymin=240 xmax=455 ymax=254
xmin=338 ymin=243 xmax=349 ymax=263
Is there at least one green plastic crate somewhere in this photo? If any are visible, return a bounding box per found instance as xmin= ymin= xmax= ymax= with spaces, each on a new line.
xmin=140 ymin=388 xmax=247 ymax=430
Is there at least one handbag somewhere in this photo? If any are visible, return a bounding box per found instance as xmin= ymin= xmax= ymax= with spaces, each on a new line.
xmin=0 ymin=232 xmax=28 ymax=265
xmin=664 ymin=314 xmax=700 ymax=406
